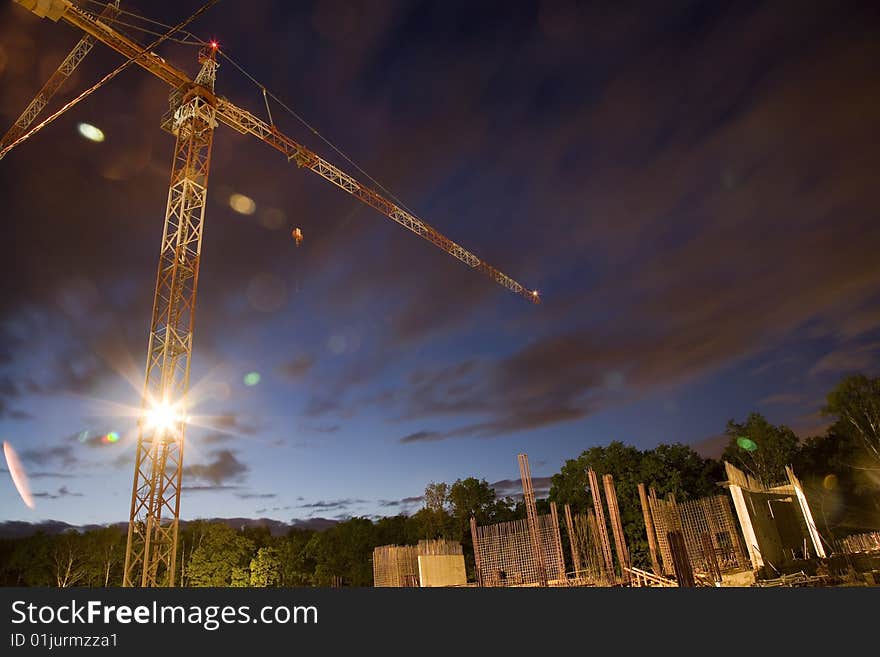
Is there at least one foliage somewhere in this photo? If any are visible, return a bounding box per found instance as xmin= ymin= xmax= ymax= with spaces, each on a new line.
xmin=250 ymin=547 xmax=282 ymax=587
xmin=185 ymin=523 xmax=255 ymax=587
xmin=823 ymin=374 xmax=880 ymax=463
xmin=722 ymin=412 xmax=799 ymax=486
xmin=548 ymin=441 xmax=719 ymax=569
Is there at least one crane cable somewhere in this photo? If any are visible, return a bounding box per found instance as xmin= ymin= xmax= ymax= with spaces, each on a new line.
xmin=216 ymin=50 xmax=422 ymax=219
xmin=78 ymin=0 xmax=422 ymax=219
xmin=0 ymin=0 xmax=220 ymax=160
xmin=78 ymin=0 xmax=207 ymax=45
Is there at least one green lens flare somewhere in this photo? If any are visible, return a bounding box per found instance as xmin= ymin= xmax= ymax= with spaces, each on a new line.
xmin=244 ymin=372 xmax=261 ymax=386
xmin=736 ymin=436 xmax=758 ymax=452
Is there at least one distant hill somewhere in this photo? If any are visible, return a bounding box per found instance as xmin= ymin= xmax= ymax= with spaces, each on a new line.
xmin=0 ymin=517 xmax=338 ymax=539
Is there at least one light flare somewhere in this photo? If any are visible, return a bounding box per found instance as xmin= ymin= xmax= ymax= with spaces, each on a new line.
xmin=3 ymin=441 xmax=35 ymax=509
xmin=77 ymin=122 xmax=104 ymax=142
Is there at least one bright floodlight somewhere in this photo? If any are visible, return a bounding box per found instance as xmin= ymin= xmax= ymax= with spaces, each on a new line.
xmin=144 ymin=401 xmax=183 ymax=434
xmin=77 ymin=122 xmax=105 ymax=142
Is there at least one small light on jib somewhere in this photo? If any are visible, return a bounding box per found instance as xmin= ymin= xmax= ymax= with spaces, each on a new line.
xmin=77 ymin=122 xmax=104 ymax=143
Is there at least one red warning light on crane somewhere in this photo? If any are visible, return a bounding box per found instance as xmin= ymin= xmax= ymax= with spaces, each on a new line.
xmin=210 ymin=40 xmax=219 ymax=50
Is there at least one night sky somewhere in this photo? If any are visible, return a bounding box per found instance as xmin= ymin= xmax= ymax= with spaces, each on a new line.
xmin=1 ymin=0 xmax=879 ymax=527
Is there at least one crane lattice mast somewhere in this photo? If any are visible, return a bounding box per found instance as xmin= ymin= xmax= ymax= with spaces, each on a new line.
xmin=10 ymin=0 xmax=539 ymax=587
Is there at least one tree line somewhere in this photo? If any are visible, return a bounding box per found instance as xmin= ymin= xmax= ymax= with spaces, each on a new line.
xmin=1 ymin=373 xmax=877 ymax=586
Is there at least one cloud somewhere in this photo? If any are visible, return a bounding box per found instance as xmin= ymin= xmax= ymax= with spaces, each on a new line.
xmin=759 ymin=393 xmax=803 ymax=406
xmin=235 ymin=492 xmax=277 ymax=499
xmin=279 ymin=355 xmax=314 ymax=380
xmin=0 ymin=376 xmax=30 ymax=419
xmin=20 ymin=445 xmax=78 ymax=467
xmin=180 ymin=485 xmax=244 ymax=492
xmin=378 ymin=495 xmax=423 ymax=509
xmin=304 ymin=424 xmax=340 ymax=434
xmin=297 ymin=498 xmax=368 ymax=510
xmin=399 ymin=430 xmax=444 ymax=444
xmin=182 ymin=450 xmax=248 ymax=485
xmin=197 ymin=413 xmax=260 ymax=437
xmin=32 ymin=486 xmax=83 ymax=499
xmin=490 ymin=477 xmax=553 ymax=498
xmin=26 ymin=471 xmax=78 ymax=479
xmin=810 ymin=342 xmax=880 ymax=376
xmin=199 ymin=433 xmax=235 ymax=445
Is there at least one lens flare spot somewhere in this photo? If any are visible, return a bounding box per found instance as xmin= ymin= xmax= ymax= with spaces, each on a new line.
xmin=103 ymin=431 xmax=120 ymax=444
xmin=229 ymin=193 xmax=256 ymax=215
xmin=259 ymin=207 xmax=285 ymax=230
xmin=327 ymin=334 xmax=347 ymax=355
xmin=823 ymin=474 xmax=838 ymax=490
xmin=77 ymin=122 xmax=105 ymax=142
xmin=736 ymin=436 xmax=758 ymax=452
xmin=3 ymin=441 xmax=34 ymax=509
xmin=244 ymin=372 xmax=261 ymax=386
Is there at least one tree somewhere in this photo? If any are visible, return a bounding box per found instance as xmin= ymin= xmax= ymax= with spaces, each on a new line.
xmin=52 ymin=532 xmax=86 ymax=588
xmin=303 ymin=517 xmax=376 ymax=586
xmin=83 ymin=527 xmax=124 ymax=587
xmin=448 ymin=478 xmax=496 ymax=524
xmin=185 ymin=523 xmax=255 ymax=587
xmin=277 ymin=529 xmax=315 ymax=586
xmin=250 ymin=547 xmax=282 ymax=587
xmin=549 ymin=441 xmax=719 ymax=569
xmin=423 ymin=482 xmax=449 ymax=512
xmin=722 ymin=413 xmax=799 ymax=486
xmin=823 ymin=374 xmax=880 ymax=463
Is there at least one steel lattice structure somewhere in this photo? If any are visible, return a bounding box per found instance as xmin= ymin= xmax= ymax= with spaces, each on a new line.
xmin=122 ymin=51 xmax=219 ymax=587
xmin=12 ymin=0 xmax=539 ymax=586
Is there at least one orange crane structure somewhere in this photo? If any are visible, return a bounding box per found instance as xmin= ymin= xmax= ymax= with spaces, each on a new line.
xmin=8 ymin=0 xmax=539 ymax=587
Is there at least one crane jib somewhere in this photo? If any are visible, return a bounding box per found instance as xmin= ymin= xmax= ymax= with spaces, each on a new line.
xmin=16 ymin=0 xmax=540 ymax=303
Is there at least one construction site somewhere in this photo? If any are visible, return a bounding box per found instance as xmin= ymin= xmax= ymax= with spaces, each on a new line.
xmin=373 ymin=454 xmax=880 ymax=588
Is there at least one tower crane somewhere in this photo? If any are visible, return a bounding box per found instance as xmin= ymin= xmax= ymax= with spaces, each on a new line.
xmin=9 ymin=0 xmax=540 ymax=587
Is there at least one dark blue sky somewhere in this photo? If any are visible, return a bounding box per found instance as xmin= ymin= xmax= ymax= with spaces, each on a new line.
xmin=1 ymin=0 xmax=879 ymax=526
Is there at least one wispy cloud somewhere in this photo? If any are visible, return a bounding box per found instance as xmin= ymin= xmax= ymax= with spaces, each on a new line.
xmin=182 ymin=450 xmax=248 ymax=485
xmin=32 ymin=486 xmax=83 ymax=499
